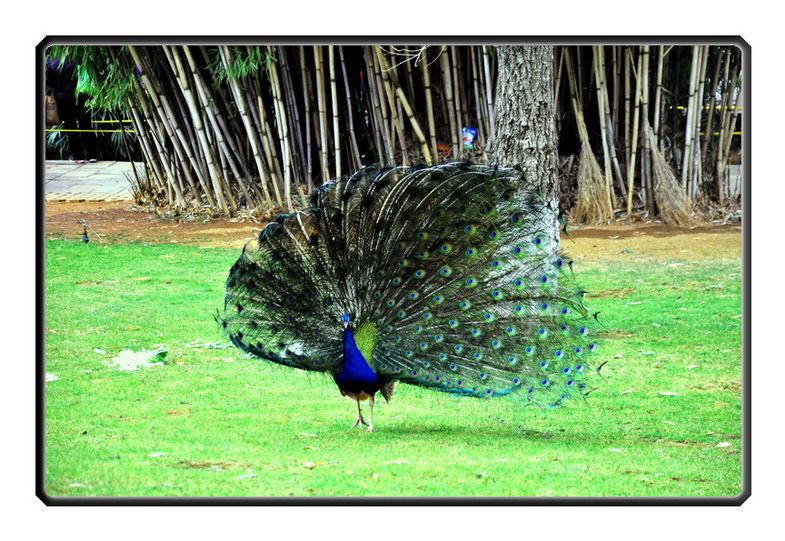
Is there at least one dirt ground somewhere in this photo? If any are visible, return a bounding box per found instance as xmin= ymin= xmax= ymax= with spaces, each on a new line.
xmin=44 ymin=200 xmax=743 ymax=261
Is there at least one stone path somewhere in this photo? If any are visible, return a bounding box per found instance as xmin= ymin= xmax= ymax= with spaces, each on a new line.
xmin=44 ymin=160 xmax=138 ymax=202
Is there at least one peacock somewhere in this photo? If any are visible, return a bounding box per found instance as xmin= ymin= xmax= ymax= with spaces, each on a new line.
xmin=219 ymin=162 xmax=599 ymax=432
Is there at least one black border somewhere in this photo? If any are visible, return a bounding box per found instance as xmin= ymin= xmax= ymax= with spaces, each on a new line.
xmin=37 ymin=35 xmax=751 ymax=506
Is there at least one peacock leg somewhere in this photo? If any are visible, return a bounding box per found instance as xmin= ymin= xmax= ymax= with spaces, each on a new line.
xmin=352 ymin=398 xmax=368 ymax=428
xmin=367 ymin=395 xmax=375 ymax=433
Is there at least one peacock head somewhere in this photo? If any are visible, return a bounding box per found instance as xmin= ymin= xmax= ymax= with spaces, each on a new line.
xmin=342 ymin=313 xmax=351 ymax=330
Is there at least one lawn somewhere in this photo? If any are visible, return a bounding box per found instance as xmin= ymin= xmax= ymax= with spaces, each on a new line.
xmin=42 ymin=232 xmax=743 ymax=500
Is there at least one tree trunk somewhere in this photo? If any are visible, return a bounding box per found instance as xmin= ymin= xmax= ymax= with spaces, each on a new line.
xmin=490 ymin=45 xmax=558 ymax=200
xmin=490 ymin=45 xmax=561 ymax=261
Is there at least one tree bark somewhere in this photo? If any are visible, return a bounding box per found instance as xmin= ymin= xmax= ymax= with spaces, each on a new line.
xmin=490 ymin=45 xmax=558 ymax=200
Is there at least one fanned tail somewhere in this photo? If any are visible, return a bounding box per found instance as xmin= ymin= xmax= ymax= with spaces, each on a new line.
xmin=220 ymin=162 xmax=599 ymax=407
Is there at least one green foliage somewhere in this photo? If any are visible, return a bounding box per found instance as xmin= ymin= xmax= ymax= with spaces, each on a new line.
xmin=43 ymin=238 xmax=742 ymax=499
xmin=46 ymin=45 xmax=136 ymax=112
xmin=208 ymin=46 xmax=277 ymax=84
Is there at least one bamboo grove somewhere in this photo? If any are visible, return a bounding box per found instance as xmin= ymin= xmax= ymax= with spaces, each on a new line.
xmin=45 ymin=44 xmax=743 ymax=224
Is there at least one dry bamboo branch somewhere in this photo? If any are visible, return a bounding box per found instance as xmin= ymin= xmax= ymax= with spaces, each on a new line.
xmin=373 ymin=47 xmax=408 ymax=164
xmin=375 ymin=48 xmax=433 ymax=165
xmin=565 ymin=48 xmax=613 ymax=224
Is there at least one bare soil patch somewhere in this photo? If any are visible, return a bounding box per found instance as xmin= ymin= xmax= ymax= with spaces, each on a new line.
xmin=44 ymin=201 xmax=742 ymax=261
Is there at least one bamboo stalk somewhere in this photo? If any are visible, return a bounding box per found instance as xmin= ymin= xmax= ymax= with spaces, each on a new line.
xmin=565 ymin=48 xmax=613 ymax=224
xmin=722 ymin=83 xmax=743 ymax=198
xmin=469 ymin=46 xmax=486 ymax=152
xmin=624 ymin=47 xmax=632 ymax=173
xmin=374 ymin=48 xmax=433 ymax=165
xmin=715 ymin=51 xmax=733 ymax=202
xmin=128 ymin=46 xmax=188 ymax=209
xmin=439 ymin=47 xmax=458 ymax=158
xmin=165 ymin=46 xmax=229 ymax=213
xmin=482 ymin=45 xmax=495 ymax=147
xmin=450 ymin=46 xmax=464 ymax=152
xmin=640 ymin=45 xmax=653 ymax=214
xmin=267 ymin=45 xmax=293 ymax=210
xmin=314 ymin=46 xmax=330 ymax=182
xmin=218 ymin=46 xmax=273 ymax=207
xmin=593 ymin=46 xmax=625 ymax=203
xmin=299 ymin=47 xmax=314 ymax=187
xmin=681 ymin=45 xmax=700 ymax=190
xmin=338 ymin=46 xmax=362 ymax=171
xmin=257 ymin=91 xmax=284 ymax=205
xmin=690 ymin=45 xmax=709 ymax=197
xmin=373 ymin=47 xmax=408 ymax=164
xmin=701 ymin=47 xmax=723 ymax=164
xmin=717 ymin=61 xmax=742 ymax=201
xmin=627 ymin=47 xmax=642 ymax=216
xmin=183 ymin=46 xmax=250 ymax=209
xmin=277 ymin=47 xmax=307 ymax=194
xmin=151 ymin=46 xmax=207 ymax=206
xmin=420 ymin=46 xmax=438 ymax=162
xmin=363 ymin=49 xmax=390 ymax=164
xmin=126 ymin=95 xmax=167 ymax=195
xmin=592 ymin=46 xmax=616 ymax=210
xmin=611 ymin=46 xmax=620 ymax=136
xmin=328 ymin=46 xmax=341 ymax=178
xmin=653 ymin=46 xmax=665 ymax=147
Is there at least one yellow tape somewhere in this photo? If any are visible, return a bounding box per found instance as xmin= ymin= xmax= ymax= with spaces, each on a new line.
xmin=46 ymin=128 xmax=137 ymax=133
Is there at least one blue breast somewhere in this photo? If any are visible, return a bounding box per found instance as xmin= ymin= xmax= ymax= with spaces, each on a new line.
xmin=334 ymin=327 xmax=380 ymax=395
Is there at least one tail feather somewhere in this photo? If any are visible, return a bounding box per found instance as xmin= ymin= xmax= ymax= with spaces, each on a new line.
xmin=220 ymin=163 xmax=599 ymax=407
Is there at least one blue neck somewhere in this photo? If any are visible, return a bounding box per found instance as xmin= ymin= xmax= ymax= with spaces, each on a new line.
xmin=335 ymin=327 xmax=379 ymax=393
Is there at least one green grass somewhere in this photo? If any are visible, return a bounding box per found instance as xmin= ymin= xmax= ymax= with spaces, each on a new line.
xmin=43 ymin=237 xmax=743 ymax=499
